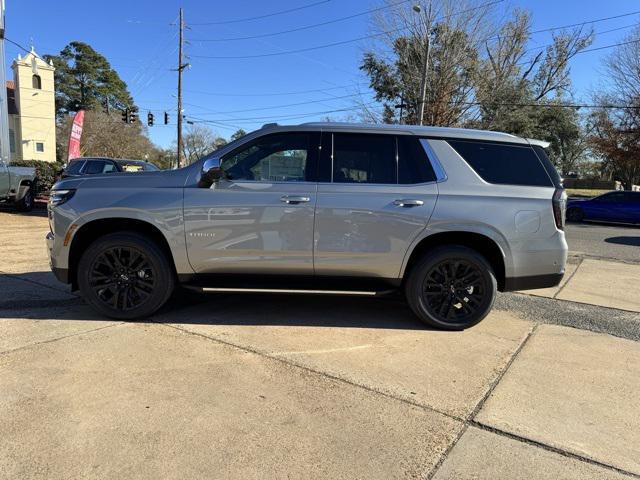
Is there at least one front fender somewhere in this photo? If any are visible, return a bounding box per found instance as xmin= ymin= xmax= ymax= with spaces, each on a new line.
xmin=51 ymin=187 xmax=191 ymax=276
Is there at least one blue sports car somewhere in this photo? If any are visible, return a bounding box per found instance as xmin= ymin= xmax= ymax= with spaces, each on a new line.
xmin=566 ymin=191 xmax=640 ymax=225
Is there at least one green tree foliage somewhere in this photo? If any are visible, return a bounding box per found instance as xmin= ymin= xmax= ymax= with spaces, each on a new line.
xmin=230 ymin=129 xmax=247 ymax=141
xmin=360 ymin=3 xmax=593 ymax=174
xmin=45 ymin=42 xmax=134 ymax=116
xmin=56 ymin=110 xmax=161 ymax=163
xmin=589 ymin=26 xmax=640 ymax=189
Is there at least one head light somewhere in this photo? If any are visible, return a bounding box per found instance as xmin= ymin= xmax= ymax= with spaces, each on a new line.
xmin=49 ymin=189 xmax=76 ymax=207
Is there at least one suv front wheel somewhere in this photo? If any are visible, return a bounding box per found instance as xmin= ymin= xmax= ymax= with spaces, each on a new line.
xmin=405 ymin=246 xmax=497 ymax=330
xmin=78 ymin=232 xmax=175 ymax=319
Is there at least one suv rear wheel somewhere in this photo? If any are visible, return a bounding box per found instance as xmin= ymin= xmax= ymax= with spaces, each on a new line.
xmin=78 ymin=232 xmax=175 ymax=319
xmin=405 ymin=246 xmax=497 ymax=330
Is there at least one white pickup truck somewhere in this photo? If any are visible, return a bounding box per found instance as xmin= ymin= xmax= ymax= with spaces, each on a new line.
xmin=0 ymin=158 xmax=37 ymax=211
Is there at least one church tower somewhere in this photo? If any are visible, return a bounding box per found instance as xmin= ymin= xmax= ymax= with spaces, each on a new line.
xmin=9 ymin=48 xmax=56 ymax=162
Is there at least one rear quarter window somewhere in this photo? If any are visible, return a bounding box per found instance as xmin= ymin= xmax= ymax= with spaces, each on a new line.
xmin=448 ymin=140 xmax=553 ymax=187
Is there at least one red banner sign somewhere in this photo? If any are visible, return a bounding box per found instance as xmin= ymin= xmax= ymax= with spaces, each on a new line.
xmin=67 ymin=110 xmax=85 ymax=161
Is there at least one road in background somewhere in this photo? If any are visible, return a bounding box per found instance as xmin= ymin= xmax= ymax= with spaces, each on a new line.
xmin=565 ymin=222 xmax=639 ymax=263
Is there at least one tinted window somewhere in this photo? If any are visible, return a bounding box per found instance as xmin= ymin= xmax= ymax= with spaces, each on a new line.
xmin=65 ymin=160 xmax=85 ymax=175
xmin=532 ymin=145 xmax=562 ymax=188
xmin=222 ymin=133 xmax=316 ymax=182
xmin=332 ymin=133 xmax=396 ymax=184
xmin=598 ymin=192 xmax=625 ymax=203
xmin=84 ymin=160 xmax=112 ymax=174
xmin=398 ymin=136 xmax=436 ymax=184
xmin=448 ymin=140 xmax=553 ymax=187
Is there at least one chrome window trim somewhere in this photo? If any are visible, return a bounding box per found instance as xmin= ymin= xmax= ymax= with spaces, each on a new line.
xmin=419 ymin=139 xmax=448 ymax=183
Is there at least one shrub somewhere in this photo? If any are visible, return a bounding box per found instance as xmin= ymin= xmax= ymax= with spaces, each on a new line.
xmin=9 ymin=160 xmax=64 ymax=194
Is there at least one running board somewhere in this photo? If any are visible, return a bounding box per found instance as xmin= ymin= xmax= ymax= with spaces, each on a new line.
xmin=199 ymin=287 xmax=394 ymax=296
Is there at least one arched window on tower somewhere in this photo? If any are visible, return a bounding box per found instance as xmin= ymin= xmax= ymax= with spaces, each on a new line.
xmin=32 ymin=74 xmax=42 ymax=89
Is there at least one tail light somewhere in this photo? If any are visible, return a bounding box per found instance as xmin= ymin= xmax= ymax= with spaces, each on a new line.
xmin=552 ymin=188 xmax=567 ymax=230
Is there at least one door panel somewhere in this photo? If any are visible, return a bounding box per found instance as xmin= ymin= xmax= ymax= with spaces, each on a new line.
xmin=314 ymin=183 xmax=437 ymax=278
xmin=184 ymin=131 xmax=320 ymax=275
xmin=184 ymin=181 xmax=316 ymax=274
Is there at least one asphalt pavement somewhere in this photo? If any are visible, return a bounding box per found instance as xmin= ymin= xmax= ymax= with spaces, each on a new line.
xmin=565 ymin=222 xmax=639 ymax=263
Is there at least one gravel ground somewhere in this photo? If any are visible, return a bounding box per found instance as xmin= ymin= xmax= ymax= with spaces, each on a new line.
xmin=495 ymin=292 xmax=640 ymax=342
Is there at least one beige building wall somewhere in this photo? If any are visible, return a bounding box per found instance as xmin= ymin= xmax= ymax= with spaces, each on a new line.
xmin=11 ymin=50 xmax=56 ymax=163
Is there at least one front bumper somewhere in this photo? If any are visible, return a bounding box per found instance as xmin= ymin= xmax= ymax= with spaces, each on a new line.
xmin=46 ymin=231 xmax=69 ymax=283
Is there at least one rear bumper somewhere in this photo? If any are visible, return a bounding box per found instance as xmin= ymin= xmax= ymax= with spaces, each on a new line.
xmin=503 ymin=272 xmax=564 ymax=292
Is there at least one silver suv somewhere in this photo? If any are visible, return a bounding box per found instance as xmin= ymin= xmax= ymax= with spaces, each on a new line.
xmin=47 ymin=123 xmax=567 ymax=330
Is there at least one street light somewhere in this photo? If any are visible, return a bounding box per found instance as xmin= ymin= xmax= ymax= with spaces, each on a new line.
xmin=414 ymin=3 xmax=432 ymax=126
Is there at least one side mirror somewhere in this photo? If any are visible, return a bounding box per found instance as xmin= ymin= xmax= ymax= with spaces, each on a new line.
xmin=198 ymin=157 xmax=223 ymax=188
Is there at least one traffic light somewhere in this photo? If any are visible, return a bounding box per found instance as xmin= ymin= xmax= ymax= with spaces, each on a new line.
xmin=147 ymin=112 xmax=154 ymax=127
xmin=121 ymin=108 xmax=130 ymax=123
xmin=129 ymin=107 xmax=138 ymax=124
xmin=164 ymin=112 xmax=169 ymax=125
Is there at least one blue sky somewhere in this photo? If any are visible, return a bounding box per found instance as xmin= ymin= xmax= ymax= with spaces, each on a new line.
xmin=4 ymin=0 xmax=640 ymax=148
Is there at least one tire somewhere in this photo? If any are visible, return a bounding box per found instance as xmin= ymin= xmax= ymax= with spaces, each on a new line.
xmin=566 ymin=207 xmax=584 ymax=222
xmin=15 ymin=187 xmax=33 ymax=212
xmin=77 ymin=232 xmax=175 ymax=320
xmin=405 ymin=245 xmax=497 ymax=330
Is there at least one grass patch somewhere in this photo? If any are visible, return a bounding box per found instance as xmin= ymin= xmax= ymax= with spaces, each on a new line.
xmin=566 ymin=188 xmax=611 ymax=198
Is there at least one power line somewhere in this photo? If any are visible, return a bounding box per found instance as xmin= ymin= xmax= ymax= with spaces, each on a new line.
xmin=185 ymin=92 xmax=371 ymax=116
xmin=191 ymin=0 xmax=414 ymax=41
xmin=527 ymin=10 xmax=640 ymax=37
xmin=184 ymin=83 xmax=369 ymax=97
xmin=188 ymin=102 xmax=380 ymax=123
xmin=191 ymin=0 xmax=505 ymax=59
xmin=190 ymin=0 xmax=332 ymax=26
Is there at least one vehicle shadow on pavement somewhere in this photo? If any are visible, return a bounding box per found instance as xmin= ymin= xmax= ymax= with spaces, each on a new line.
xmin=0 ymin=272 xmax=430 ymax=330
xmin=156 ymin=289 xmax=431 ymax=331
xmin=605 ymin=236 xmax=640 ymax=247
xmin=0 ymin=205 xmax=48 ymax=217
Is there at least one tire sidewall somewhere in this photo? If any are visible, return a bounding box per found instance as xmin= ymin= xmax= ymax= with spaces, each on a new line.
xmin=567 ymin=207 xmax=583 ymax=222
xmin=78 ymin=233 xmax=174 ymax=320
xmin=406 ymin=246 xmax=497 ymax=330
xmin=16 ymin=188 xmax=33 ymax=212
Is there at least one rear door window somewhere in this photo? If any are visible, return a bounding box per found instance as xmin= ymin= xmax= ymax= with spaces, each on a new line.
xmin=448 ymin=140 xmax=553 ymax=187
xmin=332 ymin=133 xmax=396 ymax=184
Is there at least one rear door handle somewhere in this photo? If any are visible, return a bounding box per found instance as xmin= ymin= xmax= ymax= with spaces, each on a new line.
xmin=281 ymin=195 xmax=311 ymax=204
xmin=393 ymin=199 xmax=424 ymax=207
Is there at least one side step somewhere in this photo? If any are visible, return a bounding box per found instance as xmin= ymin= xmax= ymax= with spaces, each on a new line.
xmin=199 ymin=287 xmax=394 ymax=296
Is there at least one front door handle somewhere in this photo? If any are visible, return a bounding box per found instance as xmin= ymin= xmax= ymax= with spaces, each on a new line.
xmin=393 ymin=199 xmax=424 ymax=207
xmin=281 ymin=195 xmax=311 ymax=204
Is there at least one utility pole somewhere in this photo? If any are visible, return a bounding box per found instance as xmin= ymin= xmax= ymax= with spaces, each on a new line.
xmin=414 ymin=3 xmax=432 ymax=126
xmin=176 ymin=7 xmax=185 ymax=169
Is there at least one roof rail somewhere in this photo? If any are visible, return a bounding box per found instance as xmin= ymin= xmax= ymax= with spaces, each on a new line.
xmin=261 ymin=122 xmax=279 ymax=129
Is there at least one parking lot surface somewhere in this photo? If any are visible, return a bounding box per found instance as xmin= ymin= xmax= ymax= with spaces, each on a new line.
xmin=1 ymin=209 xmax=639 ymax=479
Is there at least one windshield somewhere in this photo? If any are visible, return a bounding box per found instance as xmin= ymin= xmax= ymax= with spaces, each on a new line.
xmin=116 ymin=161 xmax=160 ymax=172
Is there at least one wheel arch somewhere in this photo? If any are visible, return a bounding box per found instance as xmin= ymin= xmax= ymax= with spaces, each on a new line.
xmin=401 ymin=231 xmax=507 ymax=291
xmin=68 ymin=217 xmax=177 ymax=290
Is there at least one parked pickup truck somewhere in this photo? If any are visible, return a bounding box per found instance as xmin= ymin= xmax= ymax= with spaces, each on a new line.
xmin=0 ymin=158 xmax=37 ymax=211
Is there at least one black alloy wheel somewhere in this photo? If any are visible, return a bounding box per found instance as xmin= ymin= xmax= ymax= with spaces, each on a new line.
xmin=89 ymin=246 xmax=156 ymax=311
xmin=421 ymin=259 xmax=487 ymax=323
xmin=406 ymin=246 xmax=497 ymax=330
xmin=78 ymin=232 xmax=175 ymax=319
